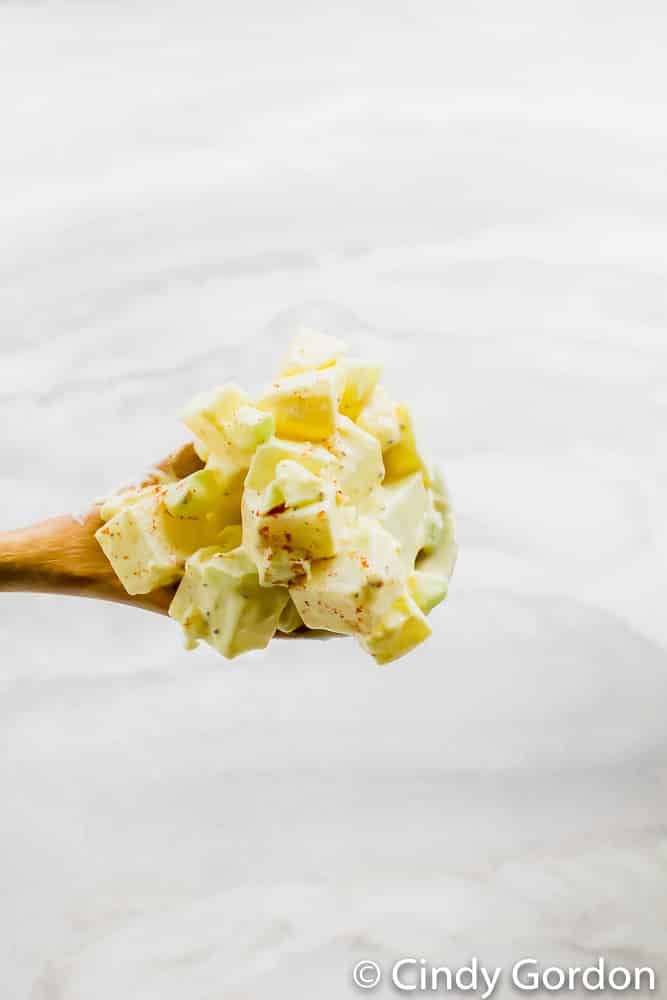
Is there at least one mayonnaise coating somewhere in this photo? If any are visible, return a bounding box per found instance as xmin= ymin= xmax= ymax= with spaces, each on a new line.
xmin=95 ymin=332 xmax=456 ymax=663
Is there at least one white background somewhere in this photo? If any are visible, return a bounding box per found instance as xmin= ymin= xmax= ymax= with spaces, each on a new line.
xmin=1 ymin=3 xmax=666 ymax=997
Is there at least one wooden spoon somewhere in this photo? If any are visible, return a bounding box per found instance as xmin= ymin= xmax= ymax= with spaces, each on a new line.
xmin=0 ymin=442 xmax=204 ymax=614
xmin=0 ymin=442 xmax=338 ymax=642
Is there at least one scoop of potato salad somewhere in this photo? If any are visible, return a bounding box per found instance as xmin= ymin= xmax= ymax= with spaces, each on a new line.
xmin=95 ymin=331 xmax=457 ymax=663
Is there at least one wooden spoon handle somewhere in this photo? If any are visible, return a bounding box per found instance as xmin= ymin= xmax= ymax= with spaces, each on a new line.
xmin=0 ymin=512 xmax=102 ymax=593
xmin=0 ymin=442 xmax=203 ymax=614
xmin=0 ymin=511 xmax=176 ymax=612
xmin=0 ymin=438 xmax=331 ymax=637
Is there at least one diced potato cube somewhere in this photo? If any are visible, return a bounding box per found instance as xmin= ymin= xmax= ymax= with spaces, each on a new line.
xmin=257 ymin=368 xmax=340 ymax=441
xmin=95 ymin=491 xmax=186 ymax=595
xmin=256 ymin=497 xmax=339 ymax=558
xmin=289 ymin=520 xmax=403 ymax=635
xmin=99 ymin=487 xmax=143 ymax=522
xmin=166 ymin=466 xmax=243 ymax=527
xmin=339 ymin=360 xmax=381 ymax=421
xmin=242 ymin=479 xmax=341 ymax=586
xmin=357 ymin=385 xmax=401 ymax=451
xmin=281 ymin=328 xmax=346 ymax=375
xmin=204 ymin=450 xmax=246 ymax=490
xmin=259 ymin=460 xmax=326 ymax=513
xmin=382 ymin=402 xmax=426 ymax=482
xmin=165 ymin=468 xmax=230 ymax=518
xmin=224 ymin=405 xmax=275 ymax=452
xmin=328 ymin=416 xmax=384 ymax=505
xmin=245 ymin=438 xmax=335 ymax=492
xmin=361 ymin=593 xmax=432 ymax=665
xmin=289 ymin=557 xmax=365 ymax=635
xmin=376 ymin=471 xmax=429 ymax=569
xmin=200 ymin=452 xmax=247 ymax=522
xmin=169 ymin=546 xmax=289 ymax=658
xmin=181 ymin=383 xmax=248 ymax=457
xmin=408 ymin=569 xmax=448 ymax=614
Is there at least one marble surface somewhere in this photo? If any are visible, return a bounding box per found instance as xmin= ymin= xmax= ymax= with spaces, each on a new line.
xmin=1 ymin=3 xmax=666 ymax=998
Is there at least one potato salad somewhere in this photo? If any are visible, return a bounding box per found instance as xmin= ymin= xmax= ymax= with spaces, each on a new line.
xmin=95 ymin=331 xmax=457 ymax=663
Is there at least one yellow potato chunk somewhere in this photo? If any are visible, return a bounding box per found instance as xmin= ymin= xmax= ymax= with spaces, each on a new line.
xmin=258 ymin=460 xmax=326 ymax=514
xmin=95 ymin=488 xmax=218 ymax=596
xmin=243 ymin=479 xmax=342 ymax=586
xmin=164 ymin=468 xmax=232 ymax=519
xmin=382 ymin=402 xmax=426 ymax=482
xmin=224 ymin=404 xmax=275 ymax=453
xmin=99 ymin=487 xmax=143 ymax=523
xmin=376 ymin=471 xmax=429 ymax=569
xmin=339 ymin=360 xmax=381 ymax=421
xmin=280 ymin=328 xmax=346 ymax=375
xmin=328 ymin=415 xmax=384 ymax=505
xmin=181 ymin=384 xmax=248 ymax=457
xmin=169 ymin=545 xmax=289 ymax=658
xmin=289 ymin=520 xmax=403 ymax=636
xmin=357 ymin=385 xmax=401 ymax=451
xmin=257 ymin=368 xmax=340 ymax=442
xmin=245 ymin=438 xmax=335 ymax=492
xmin=408 ymin=569 xmax=448 ymax=614
xmin=361 ymin=592 xmax=432 ymax=665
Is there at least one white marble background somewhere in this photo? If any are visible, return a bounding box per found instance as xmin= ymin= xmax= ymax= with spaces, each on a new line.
xmin=1 ymin=3 xmax=666 ymax=998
